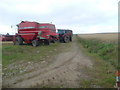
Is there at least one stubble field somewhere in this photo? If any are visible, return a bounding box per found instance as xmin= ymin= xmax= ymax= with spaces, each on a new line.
xmin=78 ymin=33 xmax=118 ymax=43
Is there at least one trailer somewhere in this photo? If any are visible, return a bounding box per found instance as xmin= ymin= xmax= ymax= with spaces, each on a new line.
xmin=0 ymin=35 xmax=14 ymax=41
xmin=57 ymin=29 xmax=73 ymax=43
xmin=13 ymin=21 xmax=59 ymax=46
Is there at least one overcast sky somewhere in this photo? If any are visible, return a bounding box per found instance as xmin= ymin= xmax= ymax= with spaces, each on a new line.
xmin=0 ymin=0 xmax=119 ymax=34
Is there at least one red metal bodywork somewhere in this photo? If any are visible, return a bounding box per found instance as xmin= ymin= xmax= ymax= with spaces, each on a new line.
xmin=14 ymin=21 xmax=58 ymax=44
xmin=0 ymin=35 xmax=14 ymax=41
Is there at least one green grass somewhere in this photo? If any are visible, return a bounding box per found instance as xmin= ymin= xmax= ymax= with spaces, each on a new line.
xmin=76 ymin=36 xmax=117 ymax=88
xmin=79 ymin=57 xmax=115 ymax=88
xmin=2 ymin=41 xmax=72 ymax=79
xmin=2 ymin=43 xmax=60 ymax=67
xmin=77 ymin=37 xmax=118 ymax=68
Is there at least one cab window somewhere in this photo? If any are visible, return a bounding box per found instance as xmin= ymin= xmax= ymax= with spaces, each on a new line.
xmin=39 ymin=26 xmax=49 ymax=28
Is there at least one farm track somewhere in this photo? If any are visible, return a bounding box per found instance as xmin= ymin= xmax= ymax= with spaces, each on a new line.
xmin=3 ymin=37 xmax=93 ymax=88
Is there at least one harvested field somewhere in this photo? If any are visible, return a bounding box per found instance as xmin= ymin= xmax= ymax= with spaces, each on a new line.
xmin=2 ymin=35 xmax=117 ymax=88
xmin=2 ymin=41 xmax=13 ymax=47
xmin=78 ymin=33 xmax=118 ymax=43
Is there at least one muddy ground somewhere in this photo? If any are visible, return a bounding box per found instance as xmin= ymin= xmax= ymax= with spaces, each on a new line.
xmin=2 ymin=37 xmax=93 ymax=88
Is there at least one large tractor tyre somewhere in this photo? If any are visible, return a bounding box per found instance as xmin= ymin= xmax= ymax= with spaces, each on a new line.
xmin=15 ymin=36 xmax=23 ymax=45
xmin=70 ymin=37 xmax=72 ymax=42
xmin=44 ymin=40 xmax=50 ymax=45
xmin=63 ymin=36 xmax=70 ymax=43
xmin=32 ymin=40 xmax=39 ymax=47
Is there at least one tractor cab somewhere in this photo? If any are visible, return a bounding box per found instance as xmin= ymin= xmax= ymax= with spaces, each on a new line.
xmin=57 ymin=29 xmax=73 ymax=36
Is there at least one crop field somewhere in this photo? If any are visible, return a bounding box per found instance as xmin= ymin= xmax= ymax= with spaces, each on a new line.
xmin=78 ymin=33 xmax=118 ymax=43
xmin=2 ymin=41 xmax=13 ymax=44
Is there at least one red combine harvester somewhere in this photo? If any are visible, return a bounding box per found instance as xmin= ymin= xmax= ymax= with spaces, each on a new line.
xmin=13 ymin=21 xmax=59 ymax=46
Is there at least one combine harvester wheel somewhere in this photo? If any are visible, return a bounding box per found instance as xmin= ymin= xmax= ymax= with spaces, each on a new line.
xmin=15 ymin=36 xmax=23 ymax=45
xmin=32 ymin=40 xmax=39 ymax=47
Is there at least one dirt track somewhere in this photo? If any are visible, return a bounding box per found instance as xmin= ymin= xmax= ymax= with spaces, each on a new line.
xmin=3 ymin=37 xmax=93 ymax=88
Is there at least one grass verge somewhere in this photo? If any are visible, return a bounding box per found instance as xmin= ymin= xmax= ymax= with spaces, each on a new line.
xmin=2 ymin=43 xmax=60 ymax=67
xmin=76 ymin=36 xmax=117 ymax=88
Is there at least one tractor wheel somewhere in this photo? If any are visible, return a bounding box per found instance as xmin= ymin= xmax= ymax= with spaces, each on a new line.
xmin=32 ymin=40 xmax=39 ymax=47
xmin=44 ymin=40 xmax=50 ymax=45
xmin=15 ymin=36 xmax=23 ymax=45
xmin=70 ymin=37 xmax=72 ymax=42
xmin=63 ymin=36 xmax=69 ymax=43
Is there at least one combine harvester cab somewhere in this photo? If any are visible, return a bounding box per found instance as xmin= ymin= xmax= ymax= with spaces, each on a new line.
xmin=57 ymin=29 xmax=73 ymax=43
xmin=13 ymin=21 xmax=59 ymax=46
